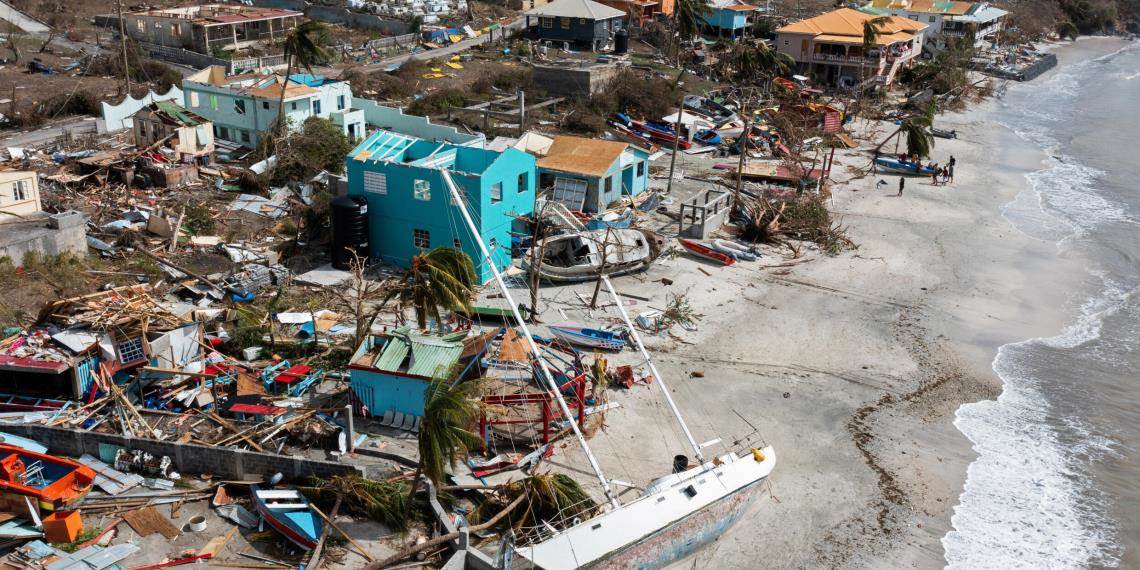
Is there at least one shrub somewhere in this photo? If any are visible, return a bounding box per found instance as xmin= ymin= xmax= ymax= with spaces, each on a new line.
xmin=406 ymin=88 xmax=467 ymax=116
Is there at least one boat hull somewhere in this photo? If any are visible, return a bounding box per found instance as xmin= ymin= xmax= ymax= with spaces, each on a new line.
xmin=874 ymin=157 xmax=936 ymax=175
xmin=588 ymin=478 xmax=764 ymax=569
xmin=677 ymin=239 xmax=735 ymax=266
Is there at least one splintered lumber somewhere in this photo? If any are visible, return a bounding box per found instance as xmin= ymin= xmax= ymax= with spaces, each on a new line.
xmin=122 ymin=506 xmax=180 ymax=539
xmin=306 ymin=495 xmax=342 ymax=568
xmin=198 ymin=526 xmax=239 ymax=558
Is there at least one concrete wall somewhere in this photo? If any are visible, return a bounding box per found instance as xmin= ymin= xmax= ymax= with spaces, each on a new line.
xmin=531 ymin=62 xmax=627 ymax=99
xmin=0 ymin=424 xmax=363 ymax=481
xmin=0 ymin=211 xmax=87 ymax=264
xmin=352 ymin=99 xmax=483 ymax=146
xmin=100 ymin=87 xmax=184 ymax=134
xmin=183 ymin=79 xmax=358 ymax=145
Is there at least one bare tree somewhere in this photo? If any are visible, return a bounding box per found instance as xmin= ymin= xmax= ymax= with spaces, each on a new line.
xmin=326 ymin=251 xmax=391 ymax=349
xmin=2 ymin=23 xmax=25 ymax=63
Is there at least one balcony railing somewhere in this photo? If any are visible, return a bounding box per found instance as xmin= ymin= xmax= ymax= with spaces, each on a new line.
xmin=812 ymin=53 xmax=881 ymax=65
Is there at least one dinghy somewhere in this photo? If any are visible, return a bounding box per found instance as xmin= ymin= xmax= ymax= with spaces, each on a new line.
xmin=250 ymin=485 xmax=323 ymax=550
xmin=585 ymin=208 xmax=634 ymax=230
xmin=548 ymin=324 xmax=626 ymax=351
xmin=677 ymin=238 xmax=735 ymax=266
xmin=0 ymin=445 xmax=95 ymax=511
xmin=711 ymin=239 xmax=759 ymax=261
xmin=931 ymin=127 xmax=957 ymax=139
xmin=524 ymin=229 xmax=657 ymax=282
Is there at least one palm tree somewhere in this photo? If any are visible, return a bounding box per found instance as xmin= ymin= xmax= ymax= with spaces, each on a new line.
xmin=404 ymin=371 xmax=484 ymax=517
xmin=673 ymin=0 xmax=711 ymax=45
xmin=274 ymin=21 xmax=333 ymax=139
xmin=862 ymin=16 xmax=890 ymax=54
xmin=874 ymin=113 xmax=935 ymax=158
xmin=386 ymin=246 xmax=477 ymax=330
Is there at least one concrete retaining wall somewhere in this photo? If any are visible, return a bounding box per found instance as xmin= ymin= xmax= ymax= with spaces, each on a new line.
xmin=252 ymin=0 xmax=410 ymax=35
xmin=532 ymin=62 xmax=627 ymax=99
xmin=0 ymin=424 xmax=363 ymax=481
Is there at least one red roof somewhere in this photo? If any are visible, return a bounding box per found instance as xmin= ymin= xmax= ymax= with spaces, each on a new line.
xmin=229 ymin=403 xmax=288 ymax=416
xmin=273 ymin=364 xmax=312 ymax=384
xmin=0 ymin=356 xmax=70 ymax=374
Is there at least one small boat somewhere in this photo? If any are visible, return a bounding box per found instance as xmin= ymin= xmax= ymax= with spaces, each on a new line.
xmin=0 ymin=433 xmax=47 ymax=454
xmin=524 ymin=229 xmax=657 ymax=283
xmin=693 ymin=129 xmax=722 ymax=146
xmin=585 ymin=208 xmax=634 ymax=230
xmin=548 ymin=324 xmax=626 ymax=351
xmin=250 ymin=485 xmax=324 ymax=550
xmin=0 ymin=445 xmax=95 ymax=511
xmin=711 ymin=239 xmax=759 ymax=261
xmin=931 ymin=127 xmax=958 ymax=139
xmin=677 ymin=238 xmax=735 ymax=266
xmin=631 ymin=120 xmax=691 ymax=150
xmin=874 ymin=156 xmax=937 ymax=175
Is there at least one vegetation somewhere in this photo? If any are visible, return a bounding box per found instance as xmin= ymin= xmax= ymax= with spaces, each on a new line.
xmin=416 ymin=374 xmax=484 ymax=487
xmin=564 ymin=71 xmax=680 ymax=134
xmin=182 ymin=201 xmax=216 ymax=235
xmin=306 ymin=475 xmax=413 ymax=531
xmin=673 ymin=0 xmax=711 ymax=44
xmin=738 ymin=195 xmax=856 ymax=255
xmin=84 ymin=50 xmax=183 ymax=92
xmin=406 ymin=88 xmax=468 ymax=116
xmin=473 ymin=473 xmax=599 ymax=538
xmin=275 ymin=21 xmax=334 ymax=139
xmin=875 ymin=101 xmax=936 ymax=158
xmin=269 ymin=116 xmax=354 ymax=184
xmin=385 ymin=246 xmax=477 ymax=330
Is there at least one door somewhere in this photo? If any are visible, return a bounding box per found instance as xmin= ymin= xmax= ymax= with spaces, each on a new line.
xmin=800 ymin=38 xmax=809 ymax=60
xmin=552 ymin=177 xmax=588 ymax=211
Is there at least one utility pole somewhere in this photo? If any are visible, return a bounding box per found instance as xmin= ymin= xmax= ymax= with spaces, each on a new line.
xmin=664 ymin=67 xmax=689 ymax=195
xmin=116 ymin=0 xmax=132 ymax=95
xmin=734 ymin=106 xmax=751 ymax=202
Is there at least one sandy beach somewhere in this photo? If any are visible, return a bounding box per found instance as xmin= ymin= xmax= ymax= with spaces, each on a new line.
xmin=509 ymin=37 xmax=1134 ymax=569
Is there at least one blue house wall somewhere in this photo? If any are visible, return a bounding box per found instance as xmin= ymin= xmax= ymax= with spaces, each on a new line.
xmin=351 ymin=368 xmax=429 ymax=417
xmin=704 ymin=9 xmax=751 ymax=36
xmin=527 ymin=15 xmax=623 ymax=44
xmin=537 ymin=146 xmax=650 ymax=212
xmin=346 ymin=131 xmax=537 ymax=283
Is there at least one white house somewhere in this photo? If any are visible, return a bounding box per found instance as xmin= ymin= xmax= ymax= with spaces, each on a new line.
xmin=863 ymin=0 xmax=1006 ymax=52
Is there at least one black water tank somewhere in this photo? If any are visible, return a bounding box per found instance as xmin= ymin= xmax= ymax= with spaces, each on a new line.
xmin=614 ymin=29 xmax=629 ymax=55
xmin=330 ymin=195 xmax=370 ymax=270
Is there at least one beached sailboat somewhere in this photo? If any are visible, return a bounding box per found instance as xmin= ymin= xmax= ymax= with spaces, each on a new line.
xmin=441 ymin=170 xmax=776 ymax=570
xmin=677 ymin=238 xmax=736 ymax=266
xmin=547 ymin=323 xmax=626 ymax=351
xmin=250 ymin=485 xmax=323 ymax=550
xmin=524 ymin=228 xmax=657 ymax=283
xmin=0 ymin=445 xmax=95 ymax=511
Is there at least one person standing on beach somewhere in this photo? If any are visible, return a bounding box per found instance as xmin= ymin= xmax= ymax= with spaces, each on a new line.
xmin=948 ymin=163 xmax=955 ymax=184
xmin=898 ymin=177 xmax=905 ymax=196
xmin=931 ymin=164 xmax=940 ymax=186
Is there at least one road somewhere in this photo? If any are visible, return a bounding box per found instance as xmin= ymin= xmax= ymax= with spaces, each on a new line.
xmin=369 ymin=17 xmax=526 ymax=69
xmin=0 ymin=117 xmax=98 ymax=149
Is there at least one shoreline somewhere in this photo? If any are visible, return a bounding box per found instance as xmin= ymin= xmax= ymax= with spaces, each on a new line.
xmin=530 ymin=37 xmax=1134 ymax=569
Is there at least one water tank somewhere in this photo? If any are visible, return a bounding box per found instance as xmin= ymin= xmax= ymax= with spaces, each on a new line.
xmin=330 ymin=195 xmax=370 ymax=270
xmin=614 ymin=29 xmax=629 ymax=55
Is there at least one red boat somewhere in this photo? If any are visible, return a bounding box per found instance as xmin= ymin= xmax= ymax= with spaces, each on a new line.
xmin=677 ymin=238 xmax=735 ymax=266
xmin=0 ymin=445 xmax=96 ymax=511
xmin=631 ymin=120 xmax=692 ymax=150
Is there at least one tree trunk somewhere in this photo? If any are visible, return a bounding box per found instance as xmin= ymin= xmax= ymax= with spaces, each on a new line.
xmin=274 ymin=55 xmax=295 ymax=143
xmin=402 ymin=465 xmax=423 ymax=524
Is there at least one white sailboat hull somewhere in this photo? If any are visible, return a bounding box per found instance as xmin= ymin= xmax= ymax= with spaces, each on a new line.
xmin=513 ymin=447 xmax=776 ymax=570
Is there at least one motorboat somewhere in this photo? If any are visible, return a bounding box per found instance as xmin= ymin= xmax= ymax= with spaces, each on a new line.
xmin=250 ymin=485 xmax=323 ymax=550
xmin=874 ymin=156 xmax=938 ymax=175
xmin=0 ymin=445 xmax=95 ymax=511
xmin=524 ymin=229 xmax=657 ymax=283
xmin=677 ymin=238 xmax=735 ymax=266
xmin=547 ymin=324 xmax=626 ymax=351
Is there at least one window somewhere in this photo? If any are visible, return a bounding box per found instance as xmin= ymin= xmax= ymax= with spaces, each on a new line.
xmin=117 ymin=337 xmax=146 ymax=364
xmin=235 ymin=99 xmax=246 ymax=115
xmin=560 ymin=18 xmax=570 ymax=30
xmin=13 ymin=180 xmax=27 ymax=201
xmin=579 ymin=18 xmax=586 ymax=24
xmin=262 ymin=101 xmax=270 ymax=110
xmin=413 ymin=179 xmax=431 ymax=201
xmin=783 ymin=39 xmax=789 ymax=46
xmin=490 ymin=182 xmax=502 ymax=204
xmin=337 ymin=95 xmax=345 ymax=110
xmin=605 ymin=176 xmax=613 ymax=194
xmin=312 ymin=99 xmax=321 ymax=115
xmin=363 ymin=170 xmax=387 ymax=194
xmin=413 ymin=229 xmax=430 ymax=249
xmin=453 ymin=239 xmax=462 ymax=249
xmin=136 ymin=19 xmax=144 ymax=33
xmin=240 ymin=130 xmax=250 ymax=143
xmin=290 ymin=101 xmax=298 ymax=111
xmin=518 ymin=172 xmax=527 ymax=193
xmin=218 ymin=126 xmax=229 ymax=140
xmin=929 ymin=16 xmax=936 ymax=22
xmin=189 ymin=91 xmax=199 ymax=108
xmin=909 ymin=15 xmax=918 ymax=20
xmin=209 ymin=94 xmax=218 ymax=110
xmin=542 ymin=17 xmax=552 ymax=28
xmin=172 ymin=23 xmax=181 ymax=36
xmin=636 ymin=161 xmax=644 ymax=177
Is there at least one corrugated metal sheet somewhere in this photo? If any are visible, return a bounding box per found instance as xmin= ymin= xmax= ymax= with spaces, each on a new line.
xmin=371 ymin=327 xmax=464 ymax=378
xmin=77 ymin=454 xmax=144 ymax=495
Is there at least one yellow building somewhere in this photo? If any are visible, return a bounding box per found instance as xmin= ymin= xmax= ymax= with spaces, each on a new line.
xmin=0 ymin=171 xmax=41 ymax=218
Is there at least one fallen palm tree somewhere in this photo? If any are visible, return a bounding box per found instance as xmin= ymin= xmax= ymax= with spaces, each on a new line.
xmin=736 ymin=195 xmax=855 ymax=255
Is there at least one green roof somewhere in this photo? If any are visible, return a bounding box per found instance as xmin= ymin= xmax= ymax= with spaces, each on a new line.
xmin=371 ymin=326 xmax=464 ymax=378
xmin=151 ymin=100 xmax=209 ymax=127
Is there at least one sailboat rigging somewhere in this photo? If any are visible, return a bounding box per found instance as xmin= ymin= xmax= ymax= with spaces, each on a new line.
xmin=440 ymin=169 xmax=776 ymax=569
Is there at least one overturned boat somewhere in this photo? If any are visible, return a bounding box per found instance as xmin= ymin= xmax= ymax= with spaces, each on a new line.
xmin=524 ymin=229 xmax=660 ymax=282
xmin=874 ymin=156 xmax=937 ymax=175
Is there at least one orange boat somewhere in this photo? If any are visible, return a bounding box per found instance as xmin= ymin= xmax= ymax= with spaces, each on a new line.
xmin=0 ymin=445 xmax=95 ymax=511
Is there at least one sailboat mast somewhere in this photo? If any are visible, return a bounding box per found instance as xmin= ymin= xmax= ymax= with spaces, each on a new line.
xmin=441 ymin=170 xmax=621 ymax=508
xmin=602 ymin=276 xmax=705 ymax=463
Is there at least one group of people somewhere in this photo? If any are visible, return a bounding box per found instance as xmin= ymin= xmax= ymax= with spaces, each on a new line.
xmin=929 ymin=155 xmax=956 ymax=186
xmin=893 ymin=155 xmax=957 ymax=196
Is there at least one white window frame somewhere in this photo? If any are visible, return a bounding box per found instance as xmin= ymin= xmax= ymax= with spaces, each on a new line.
xmin=363 ymin=171 xmax=387 ymax=194
xmin=490 ymin=181 xmax=502 ymax=204
xmin=12 ymin=180 xmax=27 ymax=202
xmin=413 ymin=179 xmax=431 ymax=201
xmin=189 ymin=91 xmax=200 ymax=108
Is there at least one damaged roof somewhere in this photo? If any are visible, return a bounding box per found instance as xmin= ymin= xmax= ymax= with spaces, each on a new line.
xmin=537 ymin=136 xmax=628 ymax=178
xmin=144 ymin=100 xmax=210 ymax=127
xmin=525 ymin=0 xmax=626 ymax=20
xmin=367 ymin=327 xmax=466 ymax=379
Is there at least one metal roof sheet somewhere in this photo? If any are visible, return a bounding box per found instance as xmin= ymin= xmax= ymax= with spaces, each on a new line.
xmin=372 ymin=326 xmax=464 ymax=379
xmin=778 ymin=7 xmax=927 ymax=36
xmin=537 ymin=135 xmax=628 ymax=177
xmin=525 ymin=0 xmax=626 ymax=20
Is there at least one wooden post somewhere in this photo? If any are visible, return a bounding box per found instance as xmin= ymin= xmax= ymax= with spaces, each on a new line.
xmin=734 ymin=107 xmax=751 ymax=202
xmin=344 ymin=403 xmax=355 ymax=452
xmin=116 ymin=0 xmax=132 ymax=95
xmin=664 ymin=69 xmax=687 ymax=194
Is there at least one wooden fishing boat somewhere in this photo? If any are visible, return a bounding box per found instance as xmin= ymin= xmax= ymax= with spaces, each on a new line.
xmin=0 ymin=445 xmax=95 ymax=511
xmin=585 ymin=208 xmax=634 ymax=231
xmin=250 ymin=485 xmax=323 ymax=550
xmin=874 ymin=156 xmax=937 ymax=175
xmin=711 ymin=239 xmax=758 ymax=261
xmin=631 ymin=120 xmax=692 ymax=150
xmin=693 ymin=129 xmax=722 ymax=146
xmin=0 ymin=433 xmax=47 ymax=454
xmin=931 ymin=127 xmax=958 ymax=139
xmin=677 ymin=238 xmax=735 ymax=266
xmin=524 ymin=229 xmax=656 ymax=283
xmin=547 ymin=324 xmax=626 ymax=351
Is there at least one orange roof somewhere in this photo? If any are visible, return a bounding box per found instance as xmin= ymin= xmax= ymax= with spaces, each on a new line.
xmin=243 ymin=76 xmax=317 ymax=99
xmin=723 ymin=3 xmax=758 ymax=11
xmin=869 ymin=0 xmax=972 ymax=16
xmin=777 ymin=8 xmax=927 ymax=39
xmin=537 ymin=136 xmax=628 ymax=177
xmin=814 ymin=31 xmax=920 ymax=45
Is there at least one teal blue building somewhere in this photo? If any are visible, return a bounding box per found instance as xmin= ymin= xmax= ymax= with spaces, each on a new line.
xmin=346 ymin=130 xmax=537 ymax=283
xmin=348 ymin=327 xmax=469 ymax=420
xmin=704 ymin=0 xmax=758 ymax=38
